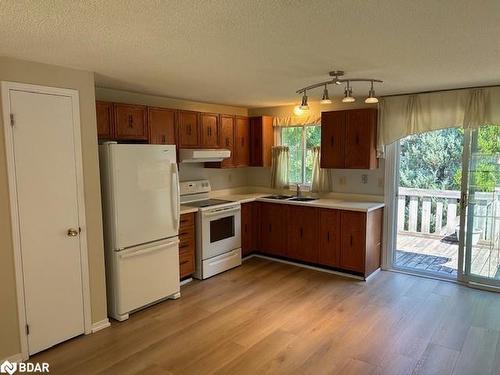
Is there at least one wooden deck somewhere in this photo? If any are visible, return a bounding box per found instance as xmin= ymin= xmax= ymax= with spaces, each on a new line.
xmin=396 ymin=232 xmax=500 ymax=279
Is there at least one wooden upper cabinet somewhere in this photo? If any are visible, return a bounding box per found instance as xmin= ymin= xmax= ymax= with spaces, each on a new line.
xmin=114 ymin=103 xmax=148 ymax=140
xmin=318 ymin=209 xmax=341 ymax=267
xmin=321 ymin=110 xmax=345 ymax=168
xmin=340 ymin=211 xmax=366 ymax=273
xmin=320 ymin=108 xmax=378 ymax=169
xmin=345 ymin=109 xmax=378 ymax=169
xmin=249 ymin=116 xmax=274 ymax=167
xmin=286 ymin=206 xmax=319 ymax=263
xmin=199 ymin=112 xmax=219 ymax=148
xmin=148 ymin=107 xmax=176 ymax=145
xmin=234 ymin=116 xmax=250 ymax=167
xmin=96 ymin=101 xmax=114 ymax=140
xmin=177 ymin=110 xmax=199 ymax=147
xmin=219 ymin=115 xmax=235 ymax=167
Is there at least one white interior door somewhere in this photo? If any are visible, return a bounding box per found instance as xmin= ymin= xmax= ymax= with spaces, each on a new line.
xmin=7 ymin=88 xmax=86 ymax=355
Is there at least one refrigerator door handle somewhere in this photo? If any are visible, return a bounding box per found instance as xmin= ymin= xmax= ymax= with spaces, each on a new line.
xmin=118 ymin=239 xmax=179 ymax=259
xmin=171 ymin=162 xmax=180 ymax=231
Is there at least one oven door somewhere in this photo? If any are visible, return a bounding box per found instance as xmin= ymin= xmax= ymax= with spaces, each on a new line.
xmin=200 ymin=205 xmax=241 ymax=260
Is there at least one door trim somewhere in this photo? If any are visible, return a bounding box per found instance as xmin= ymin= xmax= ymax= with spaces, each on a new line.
xmin=1 ymin=81 xmax=92 ymax=359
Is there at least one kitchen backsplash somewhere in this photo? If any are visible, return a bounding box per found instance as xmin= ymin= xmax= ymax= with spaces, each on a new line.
xmin=179 ymin=162 xmax=385 ymax=196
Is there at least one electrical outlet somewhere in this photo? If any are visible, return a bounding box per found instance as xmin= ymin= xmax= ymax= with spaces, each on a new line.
xmin=361 ymin=174 xmax=368 ymax=184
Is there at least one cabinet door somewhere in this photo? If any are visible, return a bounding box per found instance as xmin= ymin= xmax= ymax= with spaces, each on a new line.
xmin=345 ymin=109 xmax=377 ymax=169
xmin=321 ymin=110 xmax=345 ymax=168
xmin=148 ymin=107 xmax=176 ymax=145
xmin=318 ymin=209 xmax=340 ymax=267
xmin=286 ymin=206 xmax=319 ymax=263
xmin=249 ymin=117 xmax=263 ymax=166
xmin=234 ymin=116 xmax=250 ymax=166
xmin=220 ymin=115 xmax=235 ymax=167
xmin=114 ymin=104 xmax=148 ymax=140
xmin=177 ymin=110 xmax=199 ymax=147
xmin=259 ymin=203 xmax=284 ymax=256
xmin=199 ymin=113 xmax=219 ymax=148
xmin=340 ymin=211 xmax=366 ymax=273
xmin=96 ymin=101 xmax=114 ymax=139
xmin=241 ymin=202 xmax=253 ymax=257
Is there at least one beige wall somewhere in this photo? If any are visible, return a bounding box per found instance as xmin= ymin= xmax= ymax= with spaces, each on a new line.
xmin=95 ymin=87 xmax=248 ymax=116
xmin=248 ymin=100 xmax=384 ymax=196
xmin=0 ymin=57 xmax=107 ymax=359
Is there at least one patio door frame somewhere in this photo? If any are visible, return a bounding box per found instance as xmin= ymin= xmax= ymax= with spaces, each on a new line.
xmin=384 ymin=128 xmax=500 ymax=289
xmin=459 ymin=128 xmax=500 ymax=288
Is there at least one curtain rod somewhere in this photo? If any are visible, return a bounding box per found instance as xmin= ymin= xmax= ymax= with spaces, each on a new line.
xmin=381 ymin=83 xmax=500 ymax=98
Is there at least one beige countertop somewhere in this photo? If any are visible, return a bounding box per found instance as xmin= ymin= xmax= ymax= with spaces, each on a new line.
xmin=220 ymin=194 xmax=384 ymax=212
xmin=180 ymin=205 xmax=198 ymax=215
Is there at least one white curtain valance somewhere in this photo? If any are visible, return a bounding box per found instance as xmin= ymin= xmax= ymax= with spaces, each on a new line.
xmin=273 ymin=114 xmax=321 ymax=127
xmin=378 ymin=87 xmax=500 ymax=149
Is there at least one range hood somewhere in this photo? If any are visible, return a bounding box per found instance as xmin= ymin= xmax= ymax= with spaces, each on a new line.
xmin=179 ymin=148 xmax=231 ymax=163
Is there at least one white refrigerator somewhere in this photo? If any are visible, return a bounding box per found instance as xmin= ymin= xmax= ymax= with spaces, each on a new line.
xmin=99 ymin=143 xmax=180 ymax=321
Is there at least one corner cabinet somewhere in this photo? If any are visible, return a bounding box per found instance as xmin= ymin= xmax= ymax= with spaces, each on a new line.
xmin=321 ymin=108 xmax=378 ymax=169
xmin=249 ymin=116 xmax=274 ymax=167
xmin=234 ymin=116 xmax=250 ymax=167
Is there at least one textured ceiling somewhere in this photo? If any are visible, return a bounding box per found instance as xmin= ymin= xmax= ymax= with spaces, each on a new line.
xmin=1 ymin=0 xmax=500 ymax=107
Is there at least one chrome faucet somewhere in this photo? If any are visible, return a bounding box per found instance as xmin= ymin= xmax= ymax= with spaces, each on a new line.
xmin=296 ymin=184 xmax=301 ymax=198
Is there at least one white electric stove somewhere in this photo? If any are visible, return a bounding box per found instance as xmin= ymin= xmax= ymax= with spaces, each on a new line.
xmin=180 ymin=180 xmax=242 ymax=279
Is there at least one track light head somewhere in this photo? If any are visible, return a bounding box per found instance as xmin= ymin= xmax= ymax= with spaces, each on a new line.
xmin=300 ymin=91 xmax=309 ymax=110
xmin=342 ymin=82 xmax=355 ymax=103
xmin=320 ymin=85 xmax=332 ymax=104
xmin=365 ymin=81 xmax=378 ymax=103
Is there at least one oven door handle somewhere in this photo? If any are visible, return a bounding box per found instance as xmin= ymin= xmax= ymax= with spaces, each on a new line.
xmin=203 ymin=207 xmax=240 ymax=217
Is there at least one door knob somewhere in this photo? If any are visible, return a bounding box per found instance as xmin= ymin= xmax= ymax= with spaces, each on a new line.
xmin=67 ymin=228 xmax=79 ymax=237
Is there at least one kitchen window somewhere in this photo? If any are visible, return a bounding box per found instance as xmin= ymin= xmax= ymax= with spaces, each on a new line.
xmin=281 ymin=125 xmax=321 ymax=186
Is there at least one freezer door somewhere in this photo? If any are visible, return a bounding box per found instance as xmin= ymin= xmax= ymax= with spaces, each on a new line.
xmin=115 ymin=238 xmax=180 ymax=315
xmin=108 ymin=144 xmax=179 ymax=249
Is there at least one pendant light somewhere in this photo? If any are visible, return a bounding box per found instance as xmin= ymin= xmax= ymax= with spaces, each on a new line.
xmin=342 ymin=81 xmax=355 ymax=103
xmin=365 ymin=81 xmax=379 ymax=104
xmin=299 ymin=90 xmax=309 ymax=110
xmin=320 ymin=85 xmax=332 ymax=104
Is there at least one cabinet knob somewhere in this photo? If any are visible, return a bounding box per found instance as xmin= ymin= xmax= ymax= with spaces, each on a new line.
xmin=128 ymin=115 xmax=133 ymax=128
xmin=327 ymin=231 xmax=330 ymax=241
xmin=161 ymin=135 xmax=166 ymax=143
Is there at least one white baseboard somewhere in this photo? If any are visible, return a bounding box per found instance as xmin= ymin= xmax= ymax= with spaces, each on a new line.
xmin=91 ymin=318 xmax=111 ymax=333
xmin=1 ymin=353 xmax=23 ymax=363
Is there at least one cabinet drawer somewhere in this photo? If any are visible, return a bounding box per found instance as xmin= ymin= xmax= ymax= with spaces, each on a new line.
xmin=179 ymin=213 xmax=195 ymax=230
xmin=179 ymin=251 xmax=195 ymax=278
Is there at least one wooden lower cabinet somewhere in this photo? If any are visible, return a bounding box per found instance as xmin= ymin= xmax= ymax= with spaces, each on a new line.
xmin=286 ymin=205 xmax=319 ymax=263
xmin=179 ymin=213 xmax=195 ymax=279
xmin=241 ymin=202 xmax=253 ymax=256
xmin=259 ymin=203 xmax=286 ymax=256
xmin=318 ymin=209 xmax=341 ymax=267
xmin=252 ymin=202 xmax=382 ymax=278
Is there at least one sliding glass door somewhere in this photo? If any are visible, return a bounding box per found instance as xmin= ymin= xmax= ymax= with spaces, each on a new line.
xmin=460 ymin=125 xmax=500 ymax=286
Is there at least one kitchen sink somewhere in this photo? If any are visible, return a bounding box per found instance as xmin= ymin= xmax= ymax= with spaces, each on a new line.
xmin=287 ymin=197 xmax=318 ymax=202
xmin=262 ymin=195 xmax=293 ymax=200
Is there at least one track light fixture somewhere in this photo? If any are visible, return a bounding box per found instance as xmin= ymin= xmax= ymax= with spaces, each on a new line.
xmin=295 ymin=70 xmax=382 ymax=106
xmin=342 ymin=81 xmax=355 ymax=103
xmin=365 ymin=81 xmax=379 ymax=104
xmin=320 ymin=85 xmax=332 ymax=104
xmin=299 ymin=90 xmax=309 ymax=110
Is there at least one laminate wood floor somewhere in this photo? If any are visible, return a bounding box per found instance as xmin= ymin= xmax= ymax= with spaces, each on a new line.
xmin=31 ymin=257 xmax=500 ymax=375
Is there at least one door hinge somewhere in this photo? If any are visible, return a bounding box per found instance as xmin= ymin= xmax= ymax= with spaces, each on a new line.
xmin=10 ymin=114 xmax=14 ymax=126
xmin=26 ymin=324 xmax=30 ymax=335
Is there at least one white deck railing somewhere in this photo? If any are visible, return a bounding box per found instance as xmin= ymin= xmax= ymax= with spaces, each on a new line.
xmin=398 ymin=187 xmax=500 ymax=242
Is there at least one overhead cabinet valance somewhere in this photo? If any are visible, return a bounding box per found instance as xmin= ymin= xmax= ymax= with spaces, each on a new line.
xmin=378 ymin=86 xmax=500 ymax=148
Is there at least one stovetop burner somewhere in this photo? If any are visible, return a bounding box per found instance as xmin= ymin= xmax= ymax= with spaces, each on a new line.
xmin=184 ymin=199 xmax=233 ymax=208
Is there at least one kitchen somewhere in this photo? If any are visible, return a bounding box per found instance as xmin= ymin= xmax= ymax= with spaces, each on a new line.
xmin=1 ymin=2 xmax=500 ymax=374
